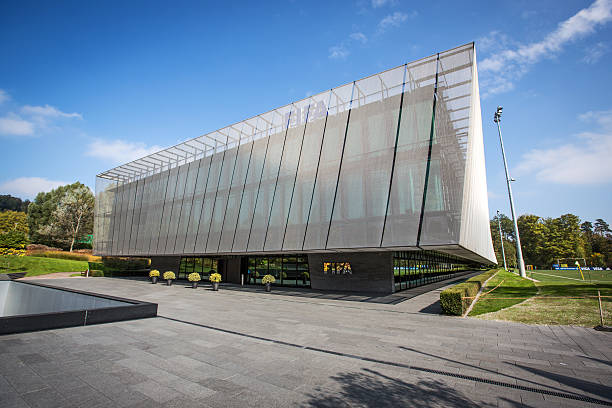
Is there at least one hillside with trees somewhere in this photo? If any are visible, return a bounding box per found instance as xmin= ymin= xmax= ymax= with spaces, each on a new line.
xmin=0 ymin=194 xmax=30 ymax=212
xmin=0 ymin=182 xmax=94 ymax=253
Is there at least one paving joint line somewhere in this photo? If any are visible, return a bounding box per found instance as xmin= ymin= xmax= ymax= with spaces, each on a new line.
xmin=158 ymin=315 xmax=612 ymax=406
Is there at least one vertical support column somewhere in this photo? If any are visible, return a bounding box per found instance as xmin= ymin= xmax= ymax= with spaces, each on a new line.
xmin=416 ymin=53 xmax=440 ymax=248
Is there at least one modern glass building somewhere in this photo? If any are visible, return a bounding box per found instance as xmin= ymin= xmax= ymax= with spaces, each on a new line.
xmin=94 ymin=43 xmax=496 ymax=293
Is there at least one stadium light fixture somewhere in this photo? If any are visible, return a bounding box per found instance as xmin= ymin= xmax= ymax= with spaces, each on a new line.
xmin=494 ymin=106 xmax=526 ymax=278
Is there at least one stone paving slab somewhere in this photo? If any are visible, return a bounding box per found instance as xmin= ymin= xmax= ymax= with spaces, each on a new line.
xmin=0 ymin=277 xmax=610 ymax=407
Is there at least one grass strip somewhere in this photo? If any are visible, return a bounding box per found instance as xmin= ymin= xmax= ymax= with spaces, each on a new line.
xmin=475 ymin=269 xmax=612 ymax=326
xmin=0 ymin=255 xmax=88 ymax=277
xmin=469 ymin=270 xmax=537 ymax=316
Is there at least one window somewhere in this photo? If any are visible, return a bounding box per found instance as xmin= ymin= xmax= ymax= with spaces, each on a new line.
xmin=245 ymin=255 xmax=310 ymax=287
xmin=393 ymin=251 xmax=471 ymax=292
xmin=179 ymin=257 xmax=218 ymax=280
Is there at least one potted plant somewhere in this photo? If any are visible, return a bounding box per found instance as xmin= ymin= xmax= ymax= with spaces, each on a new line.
xmin=188 ymin=272 xmax=201 ymax=289
xmin=209 ymin=272 xmax=221 ymax=291
xmin=149 ymin=269 xmax=160 ymax=284
xmin=262 ymin=274 xmax=275 ymax=292
xmin=163 ymin=271 xmax=176 ymax=286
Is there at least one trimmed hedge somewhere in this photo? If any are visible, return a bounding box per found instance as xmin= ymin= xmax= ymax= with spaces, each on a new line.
xmin=102 ymin=257 xmax=150 ymax=271
xmin=87 ymin=257 xmax=151 ymax=277
xmin=440 ymin=269 xmax=498 ymax=316
xmin=90 ymin=270 xmax=104 ymax=277
xmin=28 ymin=250 xmax=101 ymax=262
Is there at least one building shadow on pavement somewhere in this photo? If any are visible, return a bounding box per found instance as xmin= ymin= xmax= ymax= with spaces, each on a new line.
xmin=514 ymin=363 xmax=612 ymax=403
xmin=304 ymin=367 xmax=492 ymax=407
xmin=397 ymin=346 xmax=590 ymax=398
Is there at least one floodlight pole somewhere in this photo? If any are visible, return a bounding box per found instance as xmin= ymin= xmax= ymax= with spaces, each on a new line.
xmin=496 ymin=210 xmax=507 ymax=271
xmin=494 ymin=107 xmax=526 ymax=278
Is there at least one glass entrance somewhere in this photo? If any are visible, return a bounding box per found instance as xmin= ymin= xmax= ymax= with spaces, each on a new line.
xmin=178 ymin=257 xmax=219 ymax=280
xmin=245 ymin=255 xmax=309 ymax=288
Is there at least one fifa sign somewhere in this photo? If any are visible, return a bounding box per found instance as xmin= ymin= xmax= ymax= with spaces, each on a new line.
xmin=283 ymin=100 xmax=327 ymax=128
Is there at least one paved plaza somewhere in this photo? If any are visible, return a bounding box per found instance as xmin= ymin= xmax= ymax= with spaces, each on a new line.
xmin=1 ymin=275 xmax=611 ymax=407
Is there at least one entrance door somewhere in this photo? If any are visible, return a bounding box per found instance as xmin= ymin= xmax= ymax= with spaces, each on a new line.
xmin=215 ymin=259 xmax=224 ymax=281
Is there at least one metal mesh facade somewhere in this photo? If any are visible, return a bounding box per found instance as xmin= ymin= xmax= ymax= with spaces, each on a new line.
xmin=94 ymin=43 xmax=496 ymax=264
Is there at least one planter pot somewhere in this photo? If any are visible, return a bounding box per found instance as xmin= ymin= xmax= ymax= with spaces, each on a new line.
xmin=265 ymin=283 xmax=271 ymax=292
xmin=151 ymin=276 xmax=158 ymax=284
xmin=166 ymin=279 xmax=173 ymax=286
xmin=213 ymin=282 xmax=219 ymax=291
xmin=191 ymin=281 xmax=198 ymax=289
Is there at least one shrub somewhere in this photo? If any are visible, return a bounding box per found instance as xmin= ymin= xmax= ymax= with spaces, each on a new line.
xmin=0 ymin=247 xmax=26 ymax=257
xmin=26 ymin=244 xmax=62 ymax=252
xmin=209 ymin=272 xmax=221 ymax=283
xmin=28 ymin=250 xmax=101 ymax=262
xmin=188 ymin=272 xmax=201 ymax=282
xmin=0 ymin=231 xmax=28 ymax=248
xmin=88 ymin=261 xmax=104 ymax=271
xmin=90 ymin=270 xmax=104 ymax=277
xmin=262 ymin=274 xmax=276 ymax=284
xmin=102 ymin=257 xmax=150 ymax=271
xmin=149 ymin=269 xmax=160 ymax=278
xmin=163 ymin=271 xmax=176 ymax=280
xmin=439 ymin=270 xmax=498 ymax=316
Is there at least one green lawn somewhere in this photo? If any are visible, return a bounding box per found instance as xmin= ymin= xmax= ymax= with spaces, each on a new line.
xmin=473 ymin=269 xmax=612 ymax=326
xmin=468 ymin=270 xmax=538 ymax=316
xmin=0 ymin=256 xmax=88 ymax=277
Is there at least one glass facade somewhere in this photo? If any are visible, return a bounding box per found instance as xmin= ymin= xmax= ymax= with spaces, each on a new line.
xmin=94 ymin=43 xmax=495 ymax=266
xmin=393 ymin=251 xmax=468 ymax=291
xmin=178 ymin=257 xmax=219 ymax=281
xmin=246 ymin=255 xmax=310 ymax=288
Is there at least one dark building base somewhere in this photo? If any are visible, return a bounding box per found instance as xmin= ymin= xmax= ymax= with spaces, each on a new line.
xmin=307 ymin=252 xmax=393 ymax=294
xmin=146 ymin=249 xmax=475 ymax=295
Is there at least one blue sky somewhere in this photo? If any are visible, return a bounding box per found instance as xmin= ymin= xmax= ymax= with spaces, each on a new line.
xmin=0 ymin=0 xmax=611 ymax=223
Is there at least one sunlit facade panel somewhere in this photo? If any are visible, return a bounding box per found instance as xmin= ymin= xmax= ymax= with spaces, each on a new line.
xmin=95 ymin=43 xmax=495 ymax=269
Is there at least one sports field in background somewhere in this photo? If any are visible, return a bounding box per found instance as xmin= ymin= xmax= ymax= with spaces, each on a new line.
xmin=470 ymin=268 xmax=612 ymax=326
xmin=530 ymin=268 xmax=612 ymax=284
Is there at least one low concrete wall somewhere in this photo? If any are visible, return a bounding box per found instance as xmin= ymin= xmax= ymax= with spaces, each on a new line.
xmin=0 ymin=281 xmax=127 ymax=317
xmin=308 ymin=252 xmax=393 ymax=294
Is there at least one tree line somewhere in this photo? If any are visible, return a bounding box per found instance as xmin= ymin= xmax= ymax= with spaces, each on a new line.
xmin=491 ymin=213 xmax=612 ymax=269
xmin=0 ymin=182 xmax=94 ymax=252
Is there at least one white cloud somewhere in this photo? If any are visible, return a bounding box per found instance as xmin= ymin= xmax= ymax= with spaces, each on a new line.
xmin=86 ymin=139 xmax=164 ymax=164
xmin=21 ymin=104 xmax=82 ymax=119
xmin=0 ymin=114 xmax=35 ymax=136
xmin=350 ymin=32 xmax=368 ymax=44
xmin=329 ymin=45 xmax=350 ymax=60
xmin=0 ymin=177 xmax=69 ymax=199
xmin=0 ymin=89 xmax=9 ymax=104
xmin=378 ymin=11 xmax=413 ymax=31
xmin=515 ymin=109 xmax=612 ymax=184
xmin=582 ymin=41 xmax=609 ymax=63
xmin=479 ymin=0 xmax=612 ymax=97
xmin=371 ymin=0 xmax=397 ymax=8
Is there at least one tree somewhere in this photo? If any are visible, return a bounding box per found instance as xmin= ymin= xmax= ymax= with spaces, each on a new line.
xmin=0 ymin=210 xmax=29 ymax=248
xmin=28 ymin=182 xmax=94 ymax=250
xmin=0 ymin=195 xmax=30 ymax=212
xmin=38 ymin=184 xmax=94 ymax=252
xmin=594 ymin=219 xmax=611 ymax=236
xmin=517 ymin=214 xmax=547 ymax=267
xmin=494 ymin=214 xmax=611 ymax=269
xmin=490 ymin=215 xmax=517 ymax=268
